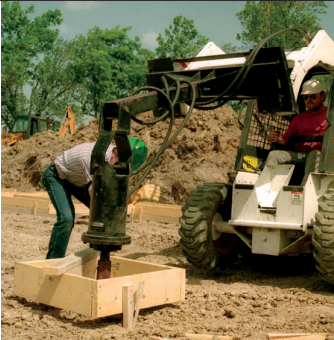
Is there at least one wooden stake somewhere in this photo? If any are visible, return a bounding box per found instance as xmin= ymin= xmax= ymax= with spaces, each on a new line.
xmin=133 ymin=281 xmax=144 ymax=327
xmin=122 ymin=285 xmax=134 ymax=329
xmin=138 ymin=207 xmax=143 ymax=224
xmin=32 ymin=201 xmax=37 ymax=217
xmin=130 ymin=205 xmax=135 ymax=223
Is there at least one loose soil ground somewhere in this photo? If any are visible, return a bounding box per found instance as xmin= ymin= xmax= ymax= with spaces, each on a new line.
xmin=1 ymin=211 xmax=334 ymax=340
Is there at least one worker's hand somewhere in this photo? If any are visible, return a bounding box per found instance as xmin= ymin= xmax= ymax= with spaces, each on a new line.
xmin=268 ymin=131 xmax=280 ymax=143
xmin=130 ymin=184 xmax=161 ymax=205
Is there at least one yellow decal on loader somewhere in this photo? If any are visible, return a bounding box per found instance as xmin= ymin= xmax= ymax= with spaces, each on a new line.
xmin=243 ymin=155 xmax=258 ymax=173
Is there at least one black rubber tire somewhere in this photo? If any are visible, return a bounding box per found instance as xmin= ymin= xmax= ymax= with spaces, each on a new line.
xmin=178 ymin=182 xmax=240 ymax=270
xmin=312 ymin=188 xmax=334 ymax=285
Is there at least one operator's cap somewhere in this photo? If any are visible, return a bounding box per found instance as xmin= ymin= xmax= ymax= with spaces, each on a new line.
xmin=129 ymin=137 xmax=148 ymax=172
xmin=301 ymin=79 xmax=325 ymax=95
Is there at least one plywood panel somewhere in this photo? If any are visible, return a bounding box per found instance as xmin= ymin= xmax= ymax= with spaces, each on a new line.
xmin=95 ymin=265 xmax=185 ymax=318
xmin=14 ymin=262 xmax=94 ymax=316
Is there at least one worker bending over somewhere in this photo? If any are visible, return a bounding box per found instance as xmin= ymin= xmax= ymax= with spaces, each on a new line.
xmin=267 ymin=79 xmax=327 ymax=185
xmin=42 ymin=138 xmax=160 ymax=259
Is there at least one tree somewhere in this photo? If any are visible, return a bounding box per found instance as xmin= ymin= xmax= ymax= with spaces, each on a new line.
xmin=1 ymin=1 xmax=62 ymax=128
xmin=156 ymin=15 xmax=209 ymax=59
xmin=27 ymin=38 xmax=80 ymax=119
xmin=71 ymin=26 xmax=153 ymax=117
xmin=236 ymin=1 xmax=327 ymax=49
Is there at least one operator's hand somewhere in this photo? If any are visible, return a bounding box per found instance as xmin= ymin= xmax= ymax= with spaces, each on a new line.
xmin=268 ymin=130 xmax=288 ymax=146
xmin=268 ymin=131 xmax=280 ymax=143
xmin=130 ymin=184 xmax=161 ymax=205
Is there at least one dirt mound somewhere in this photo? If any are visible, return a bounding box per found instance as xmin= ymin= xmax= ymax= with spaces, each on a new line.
xmin=1 ymin=106 xmax=242 ymax=204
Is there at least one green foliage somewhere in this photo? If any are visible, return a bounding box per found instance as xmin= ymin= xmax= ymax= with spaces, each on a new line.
xmin=1 ymin=1 xmax=62 ymax=128
xmin=28 ymin=38 xmax=80 ymax=120
xmin=236 ymin=1 xmax=327 ymax=49
xmin=71 ymin=26 xmax=152 ymax=117
xmin=156 ymin=15 xmax=209 ymax=59
xmin=221 ymin=43 xmax=238 ymax=53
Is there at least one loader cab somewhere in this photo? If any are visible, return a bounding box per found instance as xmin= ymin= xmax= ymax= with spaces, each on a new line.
xmin=234 ymin=69 xmax=334 ymax=185
xmin=11 ymin=116 xmax=50 ymax=139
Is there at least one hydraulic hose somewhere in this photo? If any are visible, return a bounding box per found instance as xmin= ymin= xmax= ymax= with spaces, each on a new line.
xmin=128 ymin=78 xmax=196 ymax=195
xmin=194 ymin=26 xmax=310 ymax=110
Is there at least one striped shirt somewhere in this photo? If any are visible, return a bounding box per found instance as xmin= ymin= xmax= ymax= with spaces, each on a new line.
xmin=54 ymin=143 xmax=116 ymax=187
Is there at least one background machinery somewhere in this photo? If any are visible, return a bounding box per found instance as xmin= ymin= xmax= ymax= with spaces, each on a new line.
xmin=59 ymin=106 xmax=76 ymax=137
xmin=1 ymin=115 xmax=52 ymax=146
xmin=83 ymin=27 xmax=334 ymax=284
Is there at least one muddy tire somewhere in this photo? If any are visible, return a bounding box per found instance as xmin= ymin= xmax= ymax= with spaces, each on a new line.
xmin=312 ymin=188 xmax=334 ymax=285
xmin=178 ymin=183 xmax=240 ymax=270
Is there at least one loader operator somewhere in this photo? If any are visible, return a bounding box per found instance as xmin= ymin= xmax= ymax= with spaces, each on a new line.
xmin=267 ymin=79 xmax=327 ymax=186
xmin=42 ymin=138 xmax=160 ymax=259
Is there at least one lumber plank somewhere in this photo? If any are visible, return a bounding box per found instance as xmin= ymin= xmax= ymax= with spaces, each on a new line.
xmin=1 ymin=196 xmax=50 ymax=210
xmin=1 ymin=188 xmax=17 ymax=192
xmin=185 ymin=334 xmax=240 ymax=340
xmin=272 ymin=336 xmax=328 ymax=340
xmin=122 ymin=285 xmax=134 ymax=329
xmin=14 ymin=193 xmax=50 ymax=200
xmin=43 ymin=248 xmax=99 ymax=276
xmin=268 ymin=333 xmax=330 ymax=339
xmin=134 ymin=202 xmax=182 ymax=218
xmin=139 ymin=214 xmax=180 ymax=224
xmin=1 ymin=188 xmax=17 ymax=193
xmin=1 ymin=204 xmax=50 ymax=217
xmin=13 ymin=192 xmax=80 ymax=203
xmin=48 ymin=203 xmax=89 ymax=215
xmin=14 ymin=261 xmax=95 ymax=317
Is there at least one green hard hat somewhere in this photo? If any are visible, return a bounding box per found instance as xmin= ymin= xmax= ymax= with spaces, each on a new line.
xmin=129 ymin=137 xmax=148 ymax=172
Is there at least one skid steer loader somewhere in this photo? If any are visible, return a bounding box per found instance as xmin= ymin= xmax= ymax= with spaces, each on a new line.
xmin=179 ymin=32 xmax=334 ymax=285
xmin=83 ymin=27 xmax=334 ymax=284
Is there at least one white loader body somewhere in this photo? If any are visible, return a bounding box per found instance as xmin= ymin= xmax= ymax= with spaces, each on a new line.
xmin=184 ymin=31 xmax=334 ymax=256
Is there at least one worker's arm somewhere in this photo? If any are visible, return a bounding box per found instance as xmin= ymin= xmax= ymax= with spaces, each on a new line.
xmin=268 ymin=131 xmax=288 ymax=145
xmin=129 ymin=184 xmax=161 ymax=205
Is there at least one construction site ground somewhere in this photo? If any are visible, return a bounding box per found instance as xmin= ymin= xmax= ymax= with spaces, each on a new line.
xmin=1 ymin=106 xmax=334 ymax=339
xmin=1 ymin=211 xmax=334 ymax=340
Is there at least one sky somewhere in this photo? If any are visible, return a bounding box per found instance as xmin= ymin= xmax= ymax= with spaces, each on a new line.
xmin=18 ymin=1 xmax=334 ymax=51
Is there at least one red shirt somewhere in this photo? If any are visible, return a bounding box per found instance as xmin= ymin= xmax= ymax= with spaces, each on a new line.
xmin=282 ymin=107 xmax=327 ymax=152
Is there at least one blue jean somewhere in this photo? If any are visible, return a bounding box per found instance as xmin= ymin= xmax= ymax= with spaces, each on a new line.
xmin=42 ymin=163 xmax=90 ymax=259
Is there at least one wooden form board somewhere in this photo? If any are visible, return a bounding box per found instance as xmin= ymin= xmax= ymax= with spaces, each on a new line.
xmin=43 ymin=248 xmax=99 ymax=276
xmin=1 ymin=191 xmax=183 ymax=223
xmin=131 ymin=202 xmax=182 ymax=224
xmin=1 ymin=192 xmax=87 ymax=216
xmin=1 ymin=188 xmax=17 ymax=193
xmin=14 ymin=254 xmax=185 ymax=318
xmin=268 ymin=334 xmax=330 ymax=340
